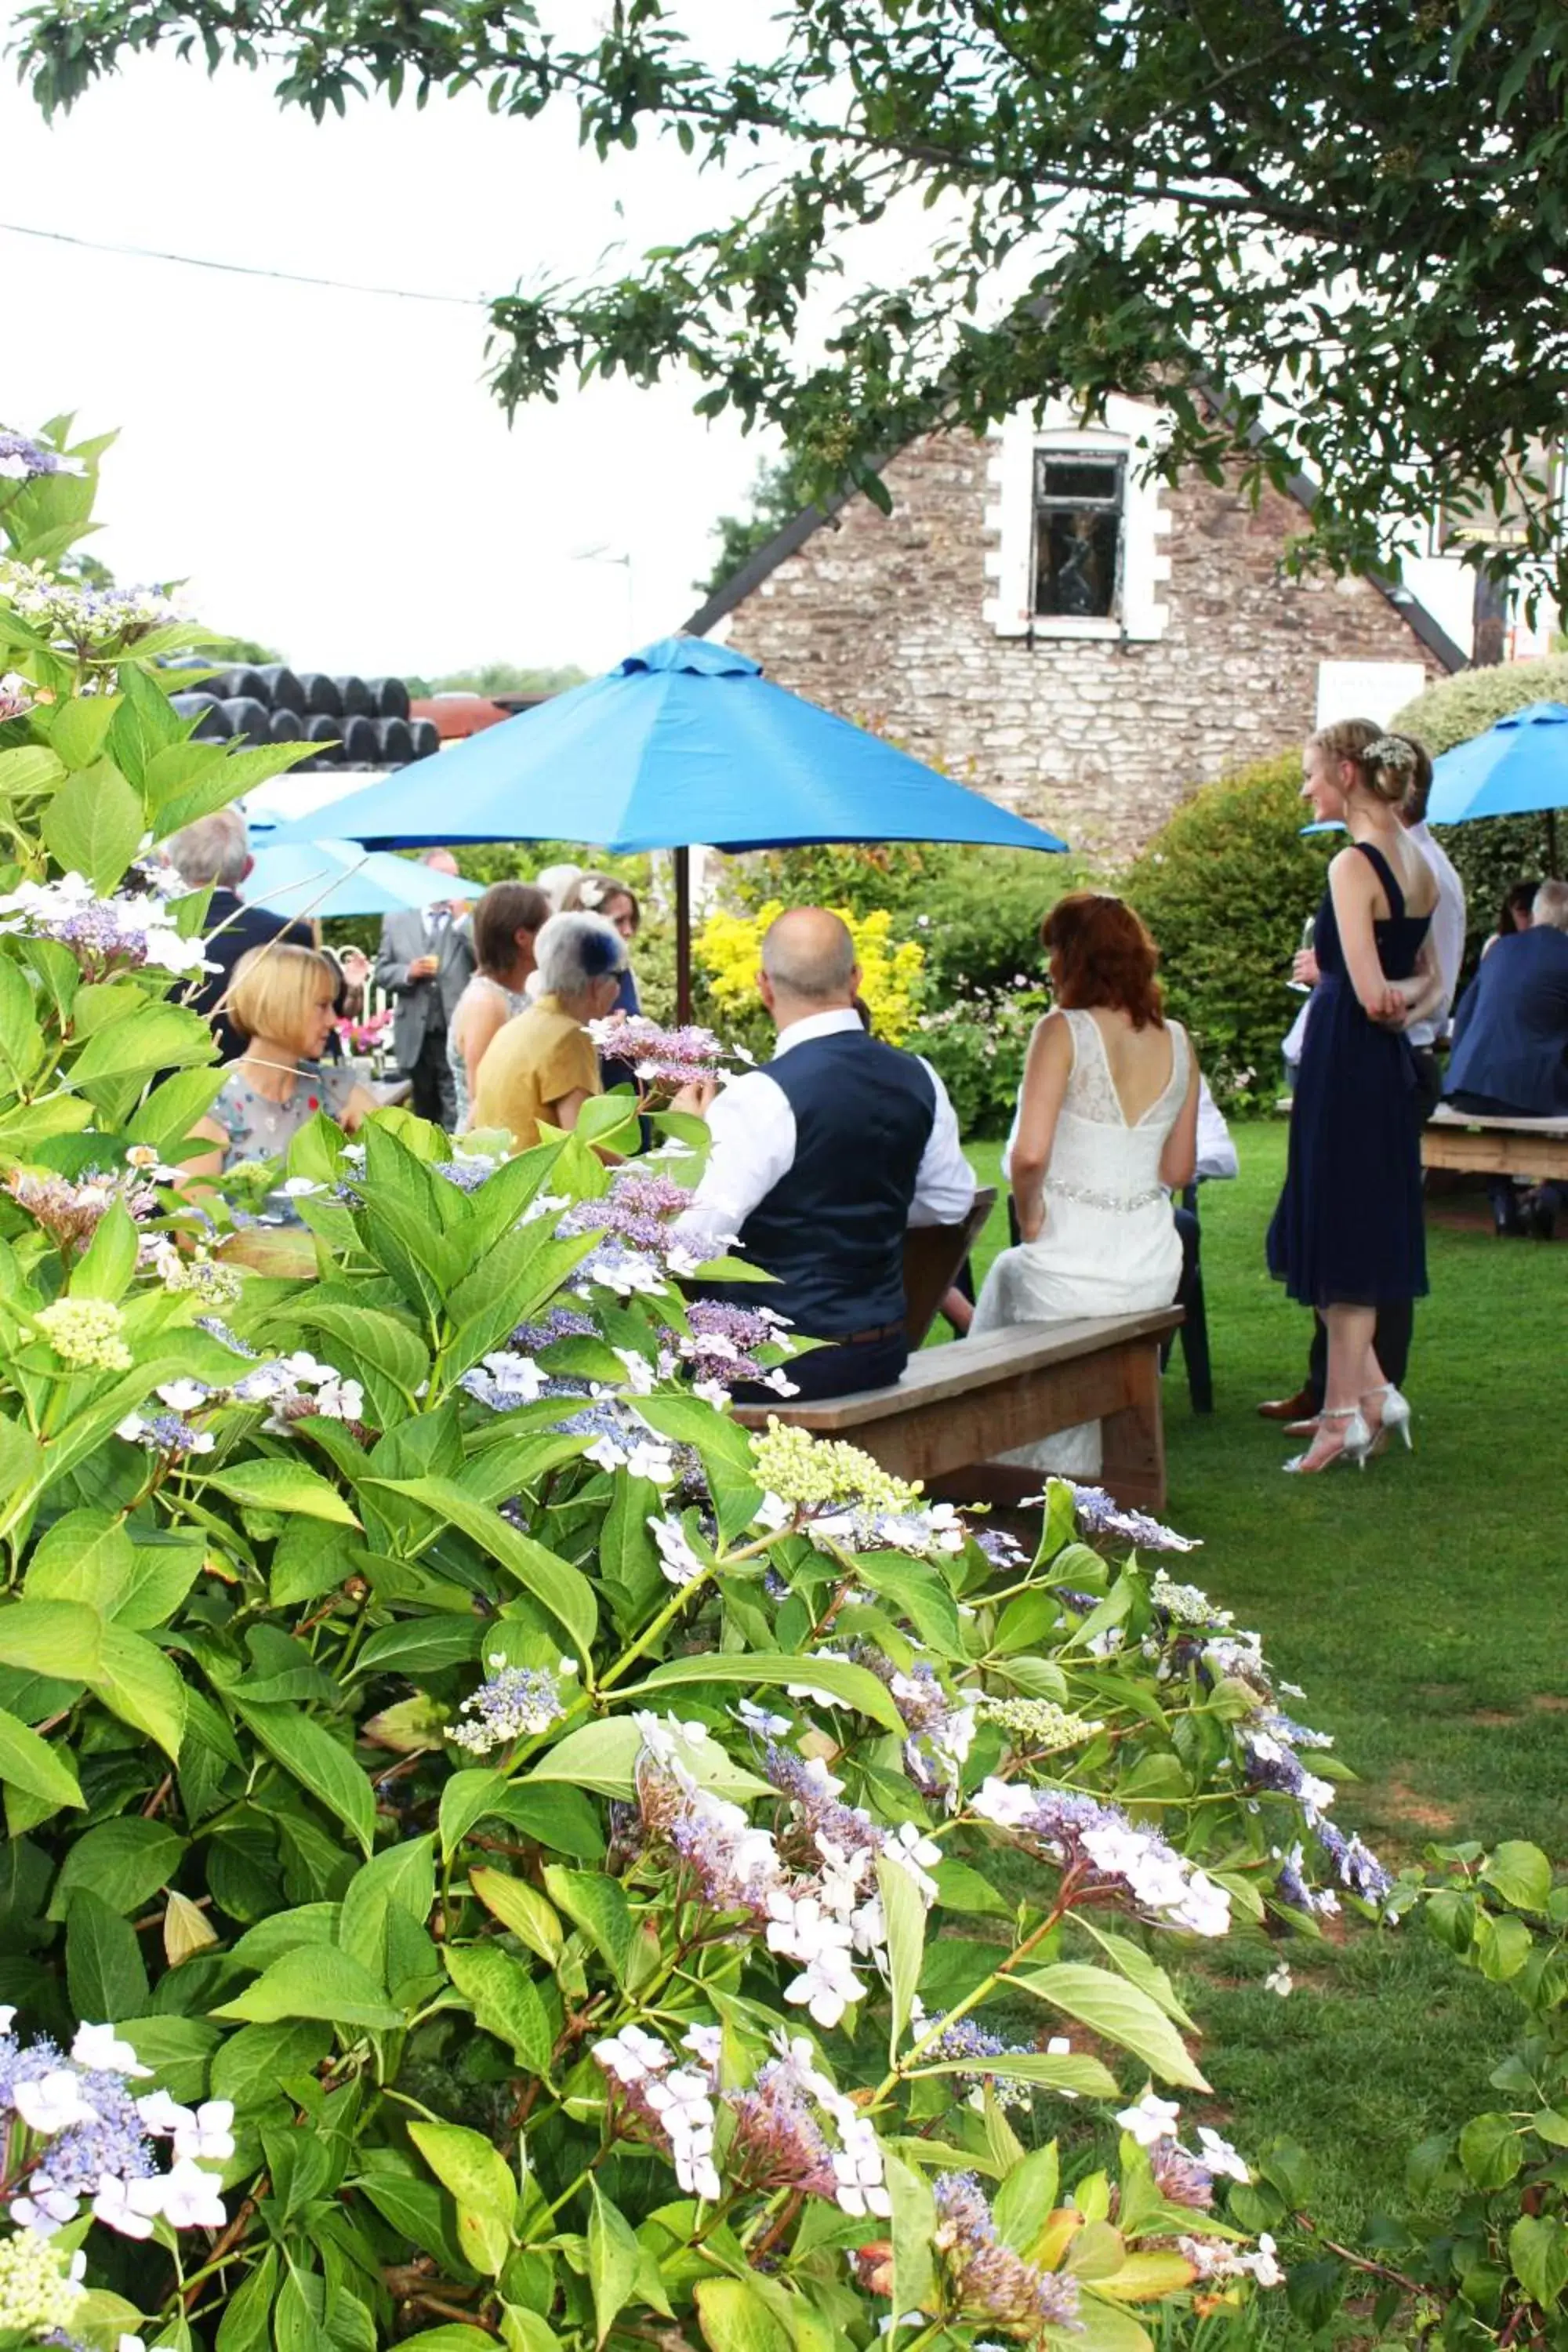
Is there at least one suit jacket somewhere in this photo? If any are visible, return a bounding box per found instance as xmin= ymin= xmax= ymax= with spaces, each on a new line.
xmin=197 ymin=891 xmax=315 ymax=1063
xmin=375 ymin=906 xmax=475 ymax=1069
xmin=1446 ymin=926 xmax=1568 ymax=1118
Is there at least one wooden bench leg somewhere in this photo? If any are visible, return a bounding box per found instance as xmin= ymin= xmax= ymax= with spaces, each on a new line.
xmin=1100 ymin=1338 xmax=1167 ymax=1512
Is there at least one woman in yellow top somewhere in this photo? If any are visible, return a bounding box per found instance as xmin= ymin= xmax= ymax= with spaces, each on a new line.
xmin=471 ymin=909 xmax=628 ymax=1149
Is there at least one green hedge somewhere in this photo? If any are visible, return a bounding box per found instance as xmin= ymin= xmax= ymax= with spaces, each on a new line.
xmin=1125 ymin=755 xmax=1331 ymax=1108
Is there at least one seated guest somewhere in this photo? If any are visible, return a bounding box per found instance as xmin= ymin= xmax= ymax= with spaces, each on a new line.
xmin=185 ymin=944 xmax=378 ymax=1218
xmin=471 ymin=910 xmax=627 ymax=1151
xmin=562 ymin=873 xmax=642 ymax=1014
xmin=1481 ymin=878 xmax=1541 ymax=960
xmin=166 ymin=811 xmax=313 ymax=1061
xmin=1446 ymin=877 xmax=1568 ymax=1238
xmin=447 ymin=883 xmax=550 ymax=1130
xmin=671 ymin=908 xmax=975 ymax=1400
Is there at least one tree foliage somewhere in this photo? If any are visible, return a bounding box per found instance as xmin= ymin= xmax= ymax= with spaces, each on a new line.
xmin=16 ymin=1 xmax=1568 ymax=602
xmin=693 ymin=453 xmax=819 ymax=601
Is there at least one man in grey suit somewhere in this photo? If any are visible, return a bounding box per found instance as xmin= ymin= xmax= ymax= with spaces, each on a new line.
xmin=374 ymin=850 xmax=476 ymax=1128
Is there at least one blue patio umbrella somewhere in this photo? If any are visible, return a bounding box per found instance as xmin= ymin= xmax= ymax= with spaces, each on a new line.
xmin=1427 ymin=700 xmax=1568 ymax=829
xmin=267 ymin=637 xmax=1069 ymax=1011
xmin=244 ymin=837 xmax=487 ymax=922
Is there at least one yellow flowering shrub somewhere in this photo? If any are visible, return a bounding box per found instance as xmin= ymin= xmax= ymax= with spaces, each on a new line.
xmin=696 ymin=899 xmax=925 ymax=1044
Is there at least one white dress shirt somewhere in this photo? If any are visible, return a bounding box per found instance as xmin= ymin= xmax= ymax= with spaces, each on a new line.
xmin=1404 ymin=820 xmax=1467 ymax=1048
xmin=670 ymin=1007 xmax=975 ymax=1263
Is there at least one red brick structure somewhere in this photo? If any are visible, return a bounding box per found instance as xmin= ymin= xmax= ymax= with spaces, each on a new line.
xmin=687 ymin=413 xmax=1463 ymax=860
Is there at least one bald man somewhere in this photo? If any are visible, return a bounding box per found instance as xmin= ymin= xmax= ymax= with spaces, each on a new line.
xmin=374 ymin=848 xmax=475 ymax=1127
xmin=672 ymin=908 xmax=975 ymax=1399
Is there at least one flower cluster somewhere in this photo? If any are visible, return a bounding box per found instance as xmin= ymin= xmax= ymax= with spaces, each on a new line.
xmin=0 ymin=430 xmax=85 ymax=481
xmin=0 ymin=671 xmax=31 ymax=722
xmin=1063 ymin=1484 xmax=1200 ymax=1554
xmin=0 ymin=2016 xmax=228 ymax=2249
xmin=561 ymin=1166 xmax=693 ymax=1252
xmin=1116 ymin=2092 xmax=1251 ymax=2216
xmin=593 ymin=2024 xmax=721 ymax=2202
xmin=590 ymin=1015 xmax=728 ymax=1090
xmin=972 ymin=1778 xmax=1231 ymax=1937
xmin=679 ymin=1298 xmax=799 ymax=1397
xmin=0 ymin=2230 xmax=85 ymax=2336
xmin=750 ymin=1418 xmax=924 ymax=1516
xmin=143 ymin=1240 xmax=244 ymax=1307
xmin=7 ymin=1156 xmax=169 ymax=1251
xmin=0 ymin=561 xmax=183 ymax=657
xmin=1149 ymin=1568 xmax=1232 ymax=1628
xmin=117 ymin=1349 xmax=367 ymax=1456
xmin=911 ymin=1997 xmax=1068 ymax=2114
xmin=974 ymin=1695 xmax=1105 ymax=1752
xmin=846 ymin=1647 xmax=976 ymax=1803
xmin=932 ymin=2171 xmax=1083 ymax=2332
xmin=445 ymin=1657 xmax=568 ymax=1756
xmin=699 ymin=899 xmax=924 ymax=1045
xmin=0 ymin=869 xmax=211 ymax=978
xmin=460 ymin=1350 xmax=547 ymax=1411
xmin=31 ymin=1296 xmax=132 ymax=1374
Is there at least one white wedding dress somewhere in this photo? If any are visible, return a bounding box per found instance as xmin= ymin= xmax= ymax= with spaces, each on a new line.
xmin=971 ymin=1007 xmax=1189 ymax=1475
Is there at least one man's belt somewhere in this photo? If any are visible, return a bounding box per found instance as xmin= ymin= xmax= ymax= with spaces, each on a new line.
xmin=833 ymin=1319 xmax=906 ymax=1348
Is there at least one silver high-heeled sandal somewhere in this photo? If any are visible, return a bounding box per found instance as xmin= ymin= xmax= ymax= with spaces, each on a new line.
xmin=1363 ymin=1383 xmax=1414 ymax=1452
xmin=1283 ymin=1406 xmax=1374 ymax=1474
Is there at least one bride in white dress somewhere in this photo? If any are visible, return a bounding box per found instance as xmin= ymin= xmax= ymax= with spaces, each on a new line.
xmin=971 ymin=892 xmax=1200 ymax=1475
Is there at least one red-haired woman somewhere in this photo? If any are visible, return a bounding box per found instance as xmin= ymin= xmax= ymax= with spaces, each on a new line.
xmin=971 ymin=891 xmax=1200 ymax=1477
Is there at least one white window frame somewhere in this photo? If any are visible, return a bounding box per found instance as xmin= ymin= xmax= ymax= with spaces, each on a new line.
xmin=984 ymin=396 xmax=1172 ymax=642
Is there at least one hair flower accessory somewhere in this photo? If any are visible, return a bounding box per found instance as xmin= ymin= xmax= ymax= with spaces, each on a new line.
xmin=1363 ymin=735 xmax=1417 ymax=773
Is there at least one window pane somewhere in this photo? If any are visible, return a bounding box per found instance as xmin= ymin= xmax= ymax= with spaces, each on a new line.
xmin=1035 ymin=506 xmax=1120 ymax=618
xmin=1037 ymin=456 xmax=1122 ymax=505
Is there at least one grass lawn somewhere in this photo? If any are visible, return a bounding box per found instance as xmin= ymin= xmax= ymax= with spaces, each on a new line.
xmin=960 ymin=1123 xmax=1568 ymax=2238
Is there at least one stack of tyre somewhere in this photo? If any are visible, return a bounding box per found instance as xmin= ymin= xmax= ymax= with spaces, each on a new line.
xmin=167 ymin=666 xmax=440 ymax=771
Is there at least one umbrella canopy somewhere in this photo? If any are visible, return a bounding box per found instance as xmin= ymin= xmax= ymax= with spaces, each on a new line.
xmin=1426 ymin=701 xmax=1568 ymax=825
xmin=267 ymin=637 xmax=1068 ymax=857
xmin=244 ymin=837 xmax=488 ymax=922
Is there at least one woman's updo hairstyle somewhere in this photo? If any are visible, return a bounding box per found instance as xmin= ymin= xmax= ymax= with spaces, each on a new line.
xmin=1040 ymin=891 xmax=1164 ymax=1029
xmin=1311 ymin=716 xmax=1425 ymax=807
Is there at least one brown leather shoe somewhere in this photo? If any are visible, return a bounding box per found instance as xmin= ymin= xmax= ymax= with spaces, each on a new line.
xmin=1257 ymin=1385 xmax=1317 ymax=1421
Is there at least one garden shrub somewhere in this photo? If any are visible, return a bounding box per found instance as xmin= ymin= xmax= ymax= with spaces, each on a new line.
xmin=698 ymin=898 xmax=926 ymax=1052
xmin=0 ymin=418 xmax=1392 ymax=2351
xmin=1124 ymin=758 xmax=1331 ymax=1109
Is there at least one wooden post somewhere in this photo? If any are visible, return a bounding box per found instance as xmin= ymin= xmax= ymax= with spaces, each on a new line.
xmin=674 ymin=844 xmax=691 ymax=1023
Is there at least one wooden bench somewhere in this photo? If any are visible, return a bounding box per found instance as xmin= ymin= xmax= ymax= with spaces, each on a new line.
xmin=1421 ymin=1105 xmax=1568 ymax=1184
xmin=735 ymin=1305 xmax=1184 ymax=1512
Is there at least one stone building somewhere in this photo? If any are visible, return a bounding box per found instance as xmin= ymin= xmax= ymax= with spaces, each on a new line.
xmin=685 ymin=398 xmax=1465 ymax=860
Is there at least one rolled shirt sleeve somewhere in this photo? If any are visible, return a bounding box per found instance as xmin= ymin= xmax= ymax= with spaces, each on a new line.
xmin=670 ymin=1071 xmax=798 ymax=1263
xmin=909 ymin=1061 xmax=977 ymax=1226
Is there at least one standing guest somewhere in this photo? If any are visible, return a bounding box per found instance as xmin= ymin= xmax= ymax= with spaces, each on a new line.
xmin=447 ymin=883 xmax=550 ymax=1131
xmin=1259 ymin=731 xmax=1465 ymax=1428
xmin=165 ymin=811 xmax=313 ymax=1062
xmin=670 ymin=909 xmax=975 ymax=1401
xmin=973 ymin=892 xmax=1198 ymax=1475
xmin=374 ymin=849 xmax=475 ymax=1128
xmin=471 ymin=911 xmax=628 ymax=1151
xmin=184 ymin=944 xmax=377 ymax=1211
xmin=1446 ymin=877 xmax=1568 ymax=1239
xmin=535 ymin=862 xmax=584 ymax=914
xmin=332 ymin=943 xmax=372 ymax=1024
xmin=1265 ymin=726 xmax=1445 ymax=1472
xmin=1482 ymin=879 xmax=1541 ymax=960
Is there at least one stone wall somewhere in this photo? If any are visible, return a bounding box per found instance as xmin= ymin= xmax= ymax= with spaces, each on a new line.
xmin=715 ymin=433 xmax=1449 ymax=862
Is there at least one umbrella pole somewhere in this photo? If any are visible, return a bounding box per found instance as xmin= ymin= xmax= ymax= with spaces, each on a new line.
xmin=675 ymin=845 xmax=692 ymax=1023
xmin=1548 ymin=808 xmax=1560 ymax=875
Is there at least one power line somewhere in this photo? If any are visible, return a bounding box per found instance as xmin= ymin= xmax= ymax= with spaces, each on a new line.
xmin=0 ymin=216 xmax=491 ymax=307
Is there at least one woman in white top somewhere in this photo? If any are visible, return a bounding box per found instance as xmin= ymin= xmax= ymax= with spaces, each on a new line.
xmin=972 ymin=891 xmax=1200 ymax=1475
xmin=447 ymin=883 xmax=550 ymax=1129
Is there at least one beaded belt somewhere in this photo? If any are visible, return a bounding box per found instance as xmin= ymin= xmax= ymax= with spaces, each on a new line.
xmin=1046 ymin=1176 xmax=1166 ymax=1213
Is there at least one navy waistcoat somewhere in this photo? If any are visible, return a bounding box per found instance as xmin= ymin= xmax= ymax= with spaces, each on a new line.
xmin=728 ymin=1030 xmax=937 ymax=1339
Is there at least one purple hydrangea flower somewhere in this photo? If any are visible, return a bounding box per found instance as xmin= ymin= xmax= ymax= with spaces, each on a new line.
xmin=932 ymin=2172 xmax=1083 ymax=2329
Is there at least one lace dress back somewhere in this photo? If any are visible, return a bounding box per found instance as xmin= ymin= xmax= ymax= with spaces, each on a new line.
xmin=971 ymin=1009 xmax=1190 ymax=1475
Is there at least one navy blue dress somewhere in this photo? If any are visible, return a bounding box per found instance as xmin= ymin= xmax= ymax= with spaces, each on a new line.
xmin=1268 ymin=844 xmax=1431 ymax=1308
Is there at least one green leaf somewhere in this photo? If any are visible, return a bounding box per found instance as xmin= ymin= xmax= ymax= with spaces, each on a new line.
xmin=440 ymin=1768 xmax=509 ymax=1863
xmin=398 ymin=2332 xmax=497 ymax=2351
xmin=1071 ymin=1919 xmax=1199 ymax=2031
xmin=49 ymin=691 xmax=118 ymax=771
xmin=930 ymin=1858 xmax=1012 ymax=1918
xmin=884 ymin=2147 xmax=936 ymax=2318
xmin=543 ymin=1866 xmax=633 ymax=1984
xmin=90 ymin=1623 xmax=187 ymax=1760
xmin=69 ymin=1199 xmax=140 ymax=1303
xmin=354 ymin=1616 xmax=482 ymax=1678
xmin=70 ymin=1002 xmax=215 ymax=1094
xmin=410 ymin=2118 xmax=519 ymax=2278
xmin=42 ymin=760 xmax=145 ymax=891
xmin=338 ymin=1834 xmax=435 ymax=1977
xmin=24 ymin=1509 xmax=136 ymax=1612
xmin=212 ymin=1945 xmax=404 ymax=2031
xmin=694 ymin=2278 xmax=791 ymax=2352
xmin=621 ymin=1650 xmax=904 ymax=1732
xmin=48 ymin=1818 xmax=183 ymax=1919
xmin=365 ymin=1477 xmax=594 ymax=1664
xmin=0 ymin=1703 xmax=83 ymax=1813
xmin=876 ymin=1852 xmax=926 ymax=2065
xmin=0 ymin=742 xmax=66 ymax=797
xmin=443 ymin=1944 xmax=554 ymax=2074
xmin=1012 ymin=1963 xmax=1207 ymax=2089
xmin=913 ymin=2048 xmax=1119 ymax=2098
xmin=1457 ymin=2111 xmax=1523 ymax=2190
xmin=0 ymin=1599 xmax=102 ymax=1680
xmin=587 ymin=2179 xmax=641 ymax=2345
xmin=993 ymin=2143 xmax=1060 ymax=2258
xmin=1510 ymin=2215 xmax=1568 ymax=2308
xmin=232 ymin=1700 xmax=375 ymax=1857
xmin=469 ymin=1867 xmax=564 ymax=1965
xmin=0 ymin=956 xmax=42 ymax=1089
xmin=66 ymin=1886 xmax=150 ymax=2022
xmin=524 ymin=1716 xmax=769 ymax=1802
xmin=1483 ymin=1840 xmax=1553 ymax=1914
xmin=215 ymin=2245 xmax=278 ymax=2350
xmin=209 ymin=2020 xmax=333 ymax=2111
xmin=205 ymin=1457 xmax=361 ymax=1526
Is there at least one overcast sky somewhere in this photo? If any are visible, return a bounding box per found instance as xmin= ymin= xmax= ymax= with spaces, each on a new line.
xmin=0 ymin=5 xmax=784 ymax=677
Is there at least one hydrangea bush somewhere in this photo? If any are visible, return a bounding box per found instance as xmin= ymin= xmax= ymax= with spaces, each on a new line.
xmin=0 ymin=422 xmax=1388 ymax=2352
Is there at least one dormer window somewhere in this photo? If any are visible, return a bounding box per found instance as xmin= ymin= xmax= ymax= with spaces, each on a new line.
xmin=985 ymin=399 xmax=1171 ymax=642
